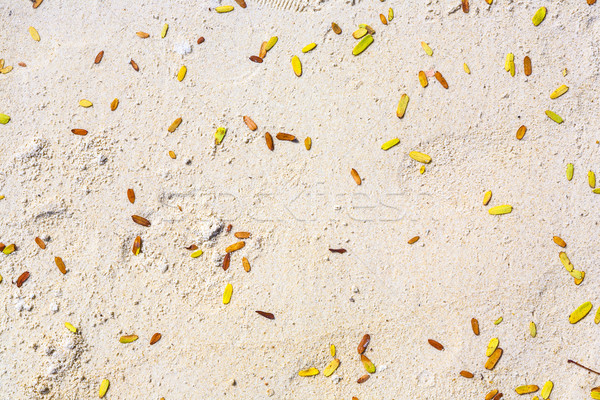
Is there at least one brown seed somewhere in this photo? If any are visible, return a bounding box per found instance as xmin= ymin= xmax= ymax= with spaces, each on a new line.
xmin=259 ymin=42 xmax=267 ymax=58
xmin=428 ymin=339 xmax=444 ymax=350
xmin=553 ymin=236 xmax=566 ymax=248
xmin=234 ymin=232 xmax=250 ymax=239
xmin=357 ymin=374 xmax=370 ymax=384
xmin=55 ymin=257 xmax=66 ymax=274
xmin=380 ymin=14 xmax=388 ymax=25
xmin=462 ymin=0 xmax=469 ymax=13
xmin=249 ymin=55 xmax=263 ymax=63
xmin=34 ymin=237 xmax=46 ymax=249
xmin=434 ymin=71 xmax=448 ymax=89
xmin=350 ymin=168 xmax=362 ymax=185
xmin=71 ymin=129 xmax=88 ymax=136
xmin=265 ymin=132 xmax=274 ymax=151
xmin=150 ymin=333 xmax=162 ymax=345
xmin=460 ymin=370 xmax=474 ymax=378
xmin=234 ymin=0 xmax=247 ymax=7
xmin=242 ymin=257 xmax=251 ymax=272
xmin=226 ymin=241 xmax=245 ymax=253
xmin=243 ymin=116 xmax=257 ymax=131
xmin=136 ymin=31 xmax=149 ymax=38
xmin=524 ymin=56 xmax=532 ymax=76
xmin=0 ymin=243 xmax=4 ymax=252
xmin=331 ymin=22 xmax=342 ymax=34
xmin=185 ymin=244 xmax=198 ymax=250
xmin=18 ymin=62 xmax=27 ymax=67
xmin=226 ymin=224 xmax=233 ymax=233
xmin=32 ymin=0 xmax=43 ymax=8
xmin=329 ymin=248 xmax=347 ymax=253
xmin=256 ymin=311 xmax=274 ymax=319
xmin=132 ymin=215 xmax=151 ymax=227
xmin=222 ymin=253 xmax=231 ymax=271
xmin=276 ymin=133 xmax=296 ymax=141
xmin=130 ymin=59 xmax=139 ymax=71
xmin=471 ymin=318 xmax=480 ymax=335
xmin=516 ymin=125 xmax=527 ymax=140
xmin=197 ymin=37 xmax=205 ymax=44
xmin=357 ymin=334 xmax=370 ymax=354
xmin=408 ymin=236 xmax=420 ymax=244
xmin=16 ymin=271 xmax=30 ymax=287
xmin=485 ymin=389 xmax=499 ymax=400
xmin=485 ymin=348 xmax=503 ymax=370
xmin=127 ymin=189 xmax=135 ymax=204
xmin=110 ymin=98 xmax=119 ymax=111
xmin=94 ymin=50 xmax=104 ymax=64
xmin=132 ymin=236 xmax=141 ymax=255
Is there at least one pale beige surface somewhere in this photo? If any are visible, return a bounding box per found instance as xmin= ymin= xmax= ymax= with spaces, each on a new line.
xmin=1 ymin=0 xmax=600 ymax=399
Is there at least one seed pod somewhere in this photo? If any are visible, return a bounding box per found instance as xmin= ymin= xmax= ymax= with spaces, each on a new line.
xmin=524 ymin=56 xmax=532 ymax=75
xmin=461 ymin=0 xmax=469 ymax=13
xmin=215 ymin=5 xmax=234 ymax=12
xmin=29 ymin=26 xmax=40 ymax=41
xmin=460 ymin=370 xmax=474 ymax=378
xmin=352 ymin=34 xmax=373 ymax=55
xmin=418 ymin=71 xmax=428 ymax=87
xmin=16 ymin=271 xmax=30 ymax=288
xmin=485 ymin=348 xmax=503 ymax=370
xmin=357 ymin=374 xmax=370 ymax=383
xmin=291 ymin=55 xmax=302 ymax=77
xmin=324 ymin=359 xmax=340 ymax=377
xmin=136 ymin=31 xmax=149 ymax=38
xmin=396 ymin=94 xmax=409 ymax=118
xmin=127 ymin=189 xmax=135 ymax=204
xmin=95 ymin=51 xmax=104 ymax=64
xmin=382 ymin=138 xmax=399 ymax=150
xmin=132 ymin=236 xmax=141 ymax=255
xmin=226 ymin=241 xmax=245 ymax=253
xmin=119 ymin=335 xmax=139 ymax=343
xmin=358 ymin=334 xmax=370 ymax=354
xmin=35 ymin=237 xmax=46 ymax=249
xmin=71 ymin=129 xmax=88 ymax=136
xmin=569 ymin=301 xmax=592 ymax=324
xmin=351 ymin=169 xmax=362 ymax=185
xmin=132 ymin=215 xmax=151 ymax=227
xmin=552 ymin=236 xmax=566 ymax=248
xmin=55 ymin=257 xmax=67 ymax=274
xmin=177 ymin=66 xmax=187 ymax=81
xmin=130 ymin=59 xmax=139 ymax=71
xmin=409 ymin=151 xmax=432 ymax=164
xmin=168 ymin=117 xmax=182 ymax=133
xmin=302 ymin=43 xmax=317 ymax=53
xmin=242 ymin=257 xmax=251 ymax=272
xmin=243 ymin=116 xmax=257 ymax=131
xmin=249 ymin=55 xmax=263 ymax=63
xmin=434 ymin=71 xmax=448 ymax=88
xmin=566 ymin=163 xmax=574 ymax=180
xmin=471 ymin=318 xmax=479 ymax=335
xmin=550 ymin=85 xmax=569 ymax=99
xmin=215 ymin=127 xmax=227 ymax=144
xmin=488 ymin=205 xmax=512 ymax=215
xmin=299 ymin=367 xmax=319 ymax=377
xmin=265 ymin=132 xmax=274 ymax=150
xmin=360 ymin=354 xmax=376 ymax=373
xmin=516 ymin=125 xmax=526 ymax=140
xmin=408 ymin=236 xmax=420 ymax=244
xmin=304 ymin=137 xmax=311 ymax=150
xmin=532 ymin=7 xmax=546 ymax=26
xmin=331 ymin=22 xmax=342 ymax=34
xmin=150 ymin=333 xmax=162 ymax=345
xmin=486 ymin=338 xmax=499 ymax=357
xmin=276 ymin=133 xmax=296 ymax=141
xmin=483 ymin=191 xmax=492 ymax=206
xmin=99 ymin=379 xmax=110 ymax=398
xmin=110 ymin=98 xmax=119 ymax=111
xmin=428 ymin=339 xmax=443 ymax=351
xmin=222 ymin=253 xmax=231 ymax=271
xmin=380 ymin=14 xmax=387 ymax=25
xmin=515 ymin=385 xmax=539 ymax=395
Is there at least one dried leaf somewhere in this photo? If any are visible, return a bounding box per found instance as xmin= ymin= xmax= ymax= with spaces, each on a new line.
xmin=418 ymin=71 xmax=428 ymax=87
xmin=529 ymin=321 xmax=537 ymax=337
xmin=168 ymin=117 xmax=182 ymax=132
xmin=119 ymin=334 xmax=139 ymax=343
xmin=265 ymin=132 xmax=274 ymax=150
xmin=197 ymin=37 xmax=205 ymax=44
xmin=352 ymin=34 xmax=373 ymax=56
xmin=185 ymin=244 xmax=198 ymax=250
xmin=304 ymin=137 xmax=311 ymax=150
xmin=291 ymin=55 xmax=302 ymax=77
xmin=276 ymin=133 xmax=296 ymax=141
xmin=462 ymin=0 xmax=469 ymax=13
xmin=353 ymin=28 xmax=367 ymax=39
xmin=242 ymin=257 xmax=251 ymax=272
xmin=243 ymin=116 xmax=257 ymax=131
xmin=463 ymin=63 xmax=471 ymax=74
xmin=488 ymin=205 xmax=512 ymax=215
xmin=16 ymin=271 xmax=29 ymax=288
xmin=215 ymin=127 xmax=227 ymax=144
xmin=95 ymin=51 xmax=104 ymax=64
xmin=532 ymin=7 xmax=546 ymax=26
xmin=421 ymin=42 xmax=433 ymax=56
xmin=569 ymin=301 xmax=592 ymax=324
xmin=550 ymin=85 xmax=569 ymax=99
xmin=110 ymin=98 xmax=119 ymax=111
xmin=559 ymin=251 xmax=574 ymax=272
xmin=3 ymin=244 xmax=15 ymax=255
xmin=486 ymin=338 xmax=499 ymax=357
xmin=65 ymin=322 xmax=77 ymax=333
xmin=524 ymin=56 xmax=532 ymax=76
xmin=545 ymin=110 xmax=563 ymax=123
xmin=71 ymin=129 xmax=88 ymax=136
xmin=408 ymin=236 xmax=420 ymax=244
xmin=177 ymin=65 xmax=187 ymax=81
xmin=136 ymin=31 xmax=149 ymax=38
xmin=485 ymin=390 xmax=499 ymax=400
xmin=215 ymin=5 xmax=234 ymax=12
xmin=379 ymin=14 xmax=387 ymax=25
xmin=35 ymin=237 xmax=46 ymax=249
xmin=428 ymin=339 xmax=444 ymax=351
xmin=541 ymin=381 xmax=553 ymax=399
xmin=553 ymin=236 xmax=566 ymax=248
xmin=79 ymin=99 xmax=93 ymax=108
xmin=351 ymin=168 xmax=362 ymax=185
xmin=226 ymin=241 xmax=245 ymax=253
xmin=33 ymin=0 xmax=43 ymax=9
xmin=460 ymin=370 xmax=474 ymax=378
xmin=55 ymin=257 xmax=67 ymax=274
xmin=381 ymin=138 xmax=399 ymax=150
xmin=302 ymin=43 xmax=317 ymax=53
xmin=259 ymin=42 xmax=267 ymax=58
xmin=515 ymin=385 xmax=539 ymax=395
xmin=483 ymin=191 xmax=492 ymax=206
xmin=299 ymin=367 xmax=319 ymax=377
xmin=434 ymin=71 xmax=448 ymax=89
xmin=161 ymin=24 xmax=169 ymax=38
xmin=132 ymin=236 xmax=141 ymax=255
xmin=132 ymin=215 xmax=151 ymax=227
xmin=409 ymin=151 xmax=432 ymax=164
xmin=358 ymin=334 xmax=370 ymax=354
xmin=471 ymin=318 xmax=479 ymax=335
xmin=566 ymin=163 xmax=574 ymax=181
xmin=329 ymin=248 xmax=346 ymax=253
xmin=29 ymin=26 xmax=40 ymax=41
xmin=331 ymin=23 xmax=342 ymax=34
xmin=99 ymin=379 xmax=110 ymax=398
xmin=256 ymin=311 xmax=274 ymax=319
xmin=266 ymin=36 xmax=278 ymax=50
xmin=396 ymin=94 xmax=409 ymax=118
xmin=191 ymin=249 xmax=203 ymax=258
xmin=127 ymin=188 xmax=135 ymax=204
xmin=589 ymin=170 xmax=596 ymax=188
xmin=485 ymin=348 xmax=503 ymax=370
xmin=330 ymin=344 xmax=336 ymax=357
xmin=516 ymin=125 xmax=526 ymax=140
xmin=0 ymin=114 xmax=10 ymax=124
xmin=357 ymin=374 xmax=370 ymax=383
xmin=150 ymin=333 xmax=162 ymax=345
xmin=222 ymin=253 xmax=231 ymax=271
xmin=249 ymin=55 xmax=263 ymax=63
xmin=234 ymin=0 xmax=247 ymax=8
xmin=361 ymin=354 xmax=376 ymax=373
xmin=324 ymin=359 xmax=340 ymax=377
xmin=130 ymin=59 xmax=139 ymax=71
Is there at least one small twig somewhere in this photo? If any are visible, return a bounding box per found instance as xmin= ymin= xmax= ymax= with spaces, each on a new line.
xmin=568 ymin=359 xmax=600 ymax=375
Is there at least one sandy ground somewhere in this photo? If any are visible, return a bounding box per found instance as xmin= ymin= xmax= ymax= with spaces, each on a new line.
xmin=1 ymin=0 xmax=600 ymax=399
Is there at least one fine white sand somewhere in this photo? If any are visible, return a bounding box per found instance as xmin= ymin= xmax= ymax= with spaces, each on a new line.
xmin=1 ymin=0 xmax=600 ymax=398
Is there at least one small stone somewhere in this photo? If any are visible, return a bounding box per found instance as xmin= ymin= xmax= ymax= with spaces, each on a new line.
xmin=229 ymin=379 xmax=236 ymax=386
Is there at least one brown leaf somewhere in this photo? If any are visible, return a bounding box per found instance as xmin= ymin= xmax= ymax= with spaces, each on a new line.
xmin=110 ymin=98 xmax=119 ymax=111
xmin=243 ymin=116 xmax=257 ymax=131
xmin=259 ymin=41 xmax=267 ymax=58
xmin=234 ymin=232 xmax=250 ymax=239
xmin=516 ymin=125 xmax=527 ymax=140
xmin=132 ymin=236 xmax=141 ymax=255
xmin=471 ymin=318 xmax=480 ymax=335
xmin=357 ymin=374 xmax=370 ymax=384
xmin=460 ymin=370 xmax=474 ymax=378
xmin=0 ymin=243 xmax=5 ymax=252
xmin=462 ymin=0 xmax=469 ymax=13
xmin=485 ymin=348 xmax=503 ymax=370
xmin=408 ymin=236 xmax=420 ymax=244
xmin=127 ymin=189 xmax=135 ymax=204
xmin=242 ymin=257 xmax=251 ymax=272
xmin=265 ymin=132 xmax=274 ymax=151
xmin=351 ymin=169 xmax=362 ymax=185
xmin=234 ymin=0 xmax=247 ymax=7
xmin=185 ymin=244 xmax=198 ymax=250
xmin=71 ymin=129 xmax=88 ymax=136
xmin=256 ymin=311 xmax=274 ymax=319
xmin=32 ymin=0 xmax=43 ymax=9
xmin=379 ymin=14 xmax=387 ymax=25
xmin=434 ymin=71 xmax=448 ymax=89
xmin=276 ymin=133 xmax=296 ymax=141
xmin=35 ymin=237 xmax=46 ymax=249
xmin=226 ymin=224 xmax=233 ymax=233
xmin=249 ymin=55 xmax=263 ymax=63
xmin=132 ymin=215 xmax=151 ymax=227
xmin=222 ymin=253 xmax=231 ymax=271
xmin=18 ymin=62 xmax=27 ymax=67
xmin=524 ymin=56 xmax=532 ymax=76
xmin=197 ymin=37 xmax=205 ymax=44
xmin=357 ymin=334 xmax=370 ymax=354
xmin=55 ymin=257 xmax=66 ymax=274
xmin=150 ymin=332 xmax=162 ymax=345
xmin=428 ymin=339 xmax=444 ymax=351
xmin=331 ymin=22 xmax=342 ymax=34
xmin=94 ymin=51 xmax=104 ymax=64
xmin=589 ymin=0 xmax=597 ymax=4
xmin=16 ymin=271 xmax=30 ymax=288
xmin=553 ymin=236 xmax=566 ymax=248
xmin=136 ymin=31 xmax=149 ymax=38
xmin=225 ymin=241 xmax=245 ymax=253
xmin=130 ymin=59 xmax=139 ymax=71
xmin=329 ymin=248 xmax=346 ymax=254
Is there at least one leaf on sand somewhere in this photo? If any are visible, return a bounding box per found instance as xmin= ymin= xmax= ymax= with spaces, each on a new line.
xmin=223 ymin=283 xmax=233 ymax=304
xmin=29 ymin=26 xmax=40 ymax=41
xmin=421 ymin=42 xmax=433 ymax=56
xmin=409 ymin=151 xmax=431 ymax=164
xmin=256 ymin=311 xmax=274 ymax=319
xmin=569 ymin=301 xmax=592 ymax=324
xmin=215 ymin=127 xmax=227 ymax=144
xmin=55 ymin=257 xmax=67 ymax=274
xmin=132 ymin=215 xmax=151 ymax=227
xmin=486 ymin=338 xmax=499 ymax=357
xmin=361 ymin=354 xmax=376 ymax=373
xmin=396 ymin=94 xmax=409 ymax=118
xmin=99 ymin=379 xmax=110 ymax=398
xmin=545 ymin=110 xmax=563 ymax=124
xmin=532 ymin=7 xmax=546 ymax=26
xmin=291 ymin=55 xmax=302 ymax=77
xmin=324 ymin=359 xmax=340 ymax=377
xmin=428 ymin=339 xmax=444 ymax=351
xmin=515 ymin=385 xmax=539 ymax=395
xmin=488 ymin=205 xmax=512 ymax=215
xmin=119 ymin=335 xmax=138 ymax=343
xmin=485 ymin=348 xmax=503 ymax=370
xmin=550 ymin=85 xmax=568 ymax=99
xmin=215 ymin=5 xmax=234 ymax=12
xmin=381 ymin=138 xmax=399 ymax=150
xmin=299 ymin=367 xmax=319 ymax=377
xmin=352 ymin=34 xmax=373 ymax=56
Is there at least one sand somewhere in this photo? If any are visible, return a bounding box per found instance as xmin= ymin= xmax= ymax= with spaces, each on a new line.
xmin=1 ymin=0 xmax=600 ymax=398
